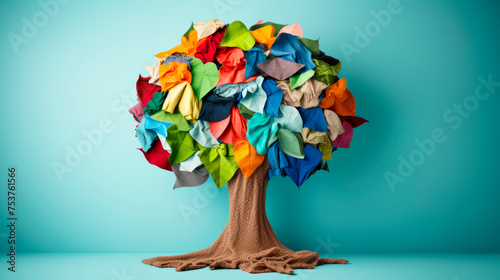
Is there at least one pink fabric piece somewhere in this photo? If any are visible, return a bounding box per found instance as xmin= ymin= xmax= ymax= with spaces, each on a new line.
xmin=129 ymin=102 xmax=145 ymax=122
xmin=331 ymin=120 xmax=353 ymax=148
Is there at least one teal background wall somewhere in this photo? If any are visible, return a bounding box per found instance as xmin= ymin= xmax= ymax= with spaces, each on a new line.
xmin=1 ymin=0 xmax=499 ymax=254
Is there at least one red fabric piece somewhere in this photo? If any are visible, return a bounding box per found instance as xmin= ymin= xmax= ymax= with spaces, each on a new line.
xmin=195 ymin=27 xmax=227 ymax=63
xmin=209 ymin=106 xmax=248 ymax=145
xmin=331 ymin=120 xmax=353 ymax=149
xmin=137 ymin=75 xmax=161 ymax=106
xmin=339 ymin=115 xmax=369 ymax=128
xmin=216 ymin=47 xmax=258 ymax=86
xmin=138 ymin=139 xmax=172 ymax=171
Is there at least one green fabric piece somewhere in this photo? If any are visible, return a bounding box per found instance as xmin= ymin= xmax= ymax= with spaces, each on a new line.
xmin=290 ymin=69 xmax=315 ymax=90
xmin=182 ymin=22 xmax=195 ymax=39
xmin=149 ymin=111 xmax=192 ymax=131
xmin=143 ymin=92 xmax=166 ymax=116
xmin=166 ymin=125 xmax=199 ymax=165
xmin=312 ymin=59 xmax=342 ymax=86
xmin=249 ymin=22 xmax=286 ymax=36
xmin=198 ymin=143 xmax=239 ymax=189
xmin=190 ymin=58 xmax=219 ymax=100
xmin=239 ymin=103 xmax=255 ymax=120
xmin=298 ymin=37 xmax=320 ymax=55
xmin=220 ymin=21 xmax=255 ymax=51
xmin=278 ymin=129 xmax=305 ymax=159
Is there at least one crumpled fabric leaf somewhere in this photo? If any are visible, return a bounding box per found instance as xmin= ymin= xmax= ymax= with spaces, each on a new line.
xmin=312 ymin=59 xmax=342 ymax=86
xmin=179 ymin=151 xmax=203 ymax=172
xmin=246 ymin=112 xmax=280 ymax=154
xmin=216 ymin=47 xmax=257 ymax=86
xmin=339 ymin=115 xmax=369 ymax=128
xmin=239 ymin=103 xmax=255 ymax=120
xmin=240 ymin=76 xmax=267 ymax=114
xmin=274 ymin=105 xmax=303 ymax=133
xmin=209 ymin=106 xmax=248 ymax=145
xmin=257 ymin=58 xmax=304 ymax=80
xmin=136 ymin=116 xmax=158 ymax=152
xmin=159 ymin=61 xmax=192 ymax=92
xmin=197 ymin=91 xmax=237 ymax=122
xmin=129 ymin=101 xmax=145 ymax=122
xmin=155 ymin=29 xmax=206 ymax=58
xmin=233 ymin=140 xmax=265 ymax=179
xmin=249 ymin=21 xmax=286 ymax=36
xmin=267 ymin=141 xmax=289 ymax=179
xmin=138 ymin=139 xmax=172 ymax=171
xmin=145 ymin=58 xmax=165 ymax=86
xmin=324 ymin=109 xmax=344 ymax=142
xmin=194 ymin=27 xmax=226 ymax=63
xmin=137 ymin=75 xmax=161 ymax=106
xmin=270 ymin=33 xmax=315 ymax=73
xmin=312 ymin=50 xmax=340 ymax=66
xmin=297 ymin=107 xmax=327 ymax=133
xmin=220 ymin=21 xmax=255 ymax=51
xmin=331 ymin=120 xmax=353 ymax=149
xmin=290 ymin=69 xmax=315 ymax=90
xmin=143 ymin=91 xmax=166 ymax=116
xmin=320 ymin=78 xmax=356 ymax=117
xmin=277 ymin=21 xmax=303 ymax=37
xmin=149 ymin=110 xmax=192 ymax=131
xmin=171 ymin=163 xmax=209 ymax=189
xmin=278 ymin=128 xmax=304 ymax=159
xmin=302 ymin=128 xmax=332 ymax=160
xmin=189 ymin=120 xmax=220 ymax=148
xmin=190 ymin=58 xmax=219 ymax=100
xmin=277 ymin=79 xmax=327 ymax=108
xmin=162 ymin=81 xmax=200 ymax=121
xmin=142 ymin=115 xmax=171 ymax=137
xmin=165 ymin=125 xmax=199 ymax=165
xmin=261 ymin=79 xmax=283 ymax=117
xmin=244 ymin=47 xmax=267 ymax=79
xmin=164 ymin=55 xmax=192 ymax=71
xmin=250 ymin=25 xmax=277 ymax=50
xmin=298 ymin=37 xmax=320 ymax=55
xmin=283 ymin=144 xmax=324 ymax=187
xmin=198 ymin=143 xmax=239 ymax=189
xmin=194 ymin=19 xmax=226 ymax=40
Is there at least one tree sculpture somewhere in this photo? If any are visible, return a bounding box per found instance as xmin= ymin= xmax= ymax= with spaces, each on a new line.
xmin=130 ymin=19 xmax=368 ymax=274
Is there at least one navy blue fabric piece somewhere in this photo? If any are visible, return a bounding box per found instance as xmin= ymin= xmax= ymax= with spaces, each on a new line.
xmin=267 ymin=141 xmax=288 ymax=180
xmin=270 ymin=33 xmax=315 ymax=74
xmin=244 ymin=47 xmax=267 ymax=79
xmin=261 ymin=79 xmax=283 ymax=117
xmin=197 ymin=91 xmax=238 ymax=122
xmin=297 ymin=107 xmax=327 ymax=133
xmin=283 ymin=144 xmax=324 ymax=187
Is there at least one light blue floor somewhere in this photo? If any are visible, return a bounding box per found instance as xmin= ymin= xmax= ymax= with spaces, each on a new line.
xmin=1 ymin=253 xmax=499 ymax=280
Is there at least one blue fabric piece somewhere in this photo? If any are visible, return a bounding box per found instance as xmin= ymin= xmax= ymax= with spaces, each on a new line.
xmin=262 ymin=79 xmax=283 ymax=117
xmin=283 ymin=144 xmax=323 ymax=187
xmin=267 ymin=141 xmax=289 ymax=180
xmin=270 ymin=33 xmax=315 ymax=73
xmin=213 ymin=82 xmax=247 ymax=98
xmin=197 ymin=91 xmax=238 ymax=122
xmin=163 ymin=55 xmax=192 ymax=71
xmin=136 ymin=117 xmax=158 ymax=152
xmin=142 ymin=115 xmax=172 ymax=137
xmin=246 ymin=112 xmax=280 ymax=154
xmin=297 ymin=108 xmax=327 ymax=133
xmin=244 ymin=47 xmax=267 ymax=79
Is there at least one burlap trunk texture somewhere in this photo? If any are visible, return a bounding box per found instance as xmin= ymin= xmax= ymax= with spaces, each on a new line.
xmin=142 ymin=159 xmax=348 ymax=274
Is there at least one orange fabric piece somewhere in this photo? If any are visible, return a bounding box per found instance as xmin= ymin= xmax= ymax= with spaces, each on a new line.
xmin=234 ymin=140 xmax=265 ymax=179
xmin=319 ymin=78 xmax=356 ymax=117
xmin=159 ymin=62 xmax=192 ymax=92
xmin=154 ymin=30 xmax=206 ymax=58
xmin=209 ymin=106 xmax=248 ymax=145
xmin=250 ymin=25 xmax=277 ymax=50
xmin=216 ymin=47 xmax=258 ymax=86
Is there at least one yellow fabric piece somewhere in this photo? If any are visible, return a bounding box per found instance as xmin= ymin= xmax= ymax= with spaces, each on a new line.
xmin=162 ymin=81 xmax=201 ymax=121
xmin=154 ymin=30 xmax=206 ymax=58
xmin=250 ymin=25 xmax=277 ymax=50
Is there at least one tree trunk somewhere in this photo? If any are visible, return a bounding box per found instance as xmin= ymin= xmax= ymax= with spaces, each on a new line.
xmin=142 ymin=159 xmax=348 ymax=274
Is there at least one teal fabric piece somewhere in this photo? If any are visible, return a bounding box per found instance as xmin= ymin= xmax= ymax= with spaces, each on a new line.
xmin=240 ymin=76 xmax=267 ymax=114
xmin=246 ymin=112 xmax=280 ymax=155
xmin=189 ymin=120 xmax=220 ymax=148
xmin=274 ymin=105 xmax=303 ymax=133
